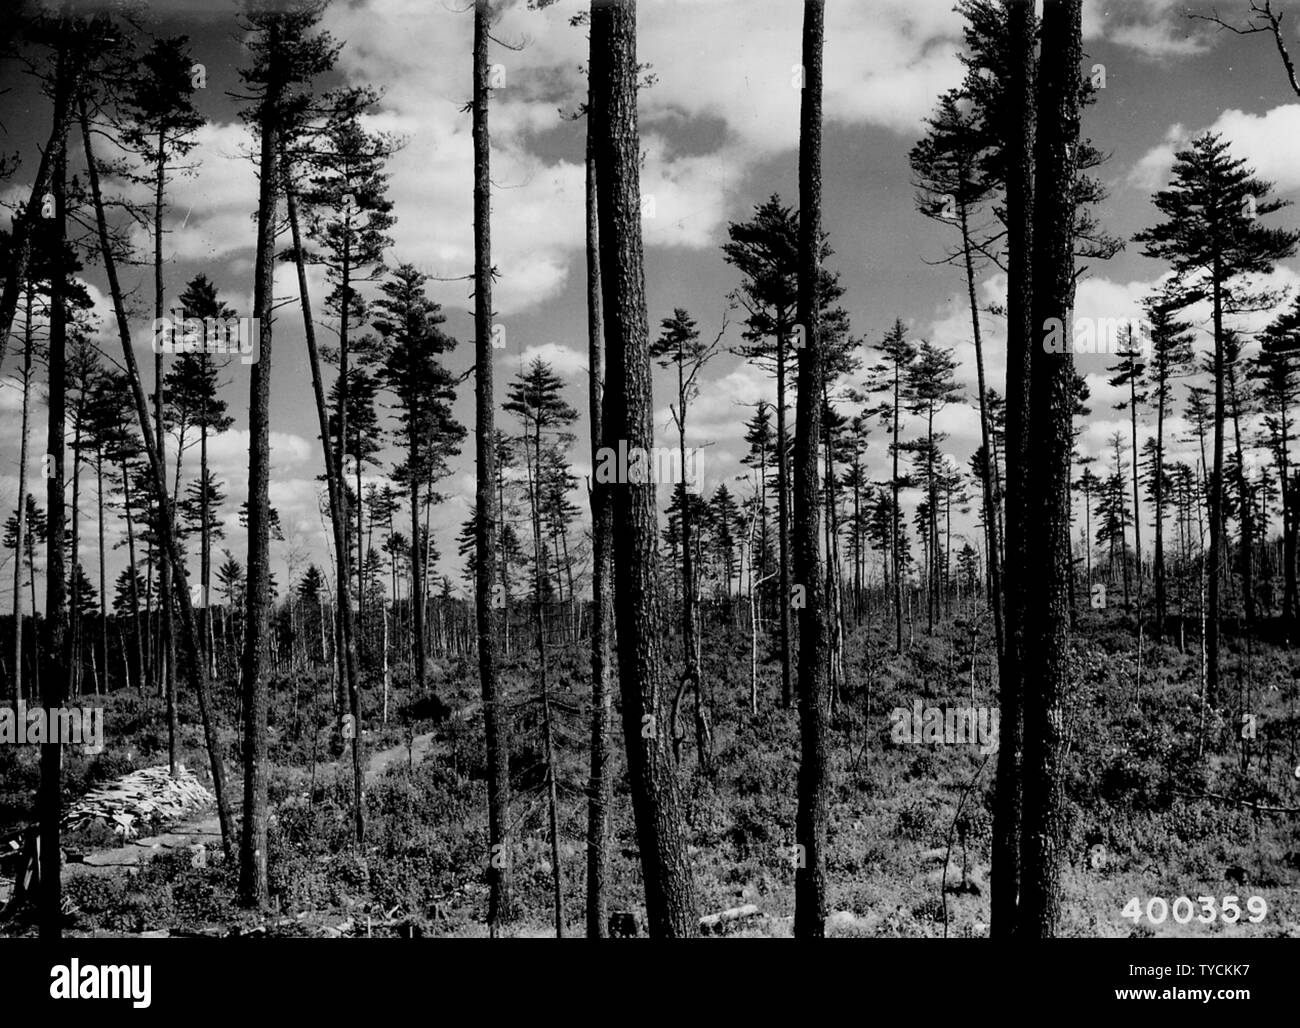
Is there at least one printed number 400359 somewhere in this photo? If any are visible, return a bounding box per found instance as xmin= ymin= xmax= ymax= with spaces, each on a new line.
xmin=1122 ymin=896 xmax=1267 ymax=926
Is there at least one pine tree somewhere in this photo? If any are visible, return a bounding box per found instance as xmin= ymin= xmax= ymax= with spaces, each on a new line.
xmin=503 ymin=358 xmax=576 ymax=935
xmin=376 ymin=263 xmax=465 ymax=695
xmin=709 ymin=484 xmax=740 ymax=600
xmin=910 ymin=85 xmax=1004 ymax=662
xmin=1107 ymin=328 xmax=1147 ymax=621
xmin=650 ymin=308 xmax=719 ymax=770
xmin=234 ymin=0 xmax=339 ymax=906
xmin=1253 ymin=295 xmax=1300 ymax=627
xmin=1142 ymin=288 xmax=1194 ymax=637
xmin=741 ymin=401 xmax=776 ymax=614
xmin=1134 ymin=131 xmax=1299 ymax=701
xmin=168 ymin=275 xmax=236 ymax=675
xmin=866 ymin=319 xmax=916 ymax=651
xmin=906 ymin=341 xmax=963 ymax=633
xmin=121 ymin=32 xmax=206 ymax=747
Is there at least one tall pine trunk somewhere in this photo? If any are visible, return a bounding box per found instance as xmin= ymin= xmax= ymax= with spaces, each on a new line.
xmin=11 ymin=284 xmax=33 ymax=702
xmin=590 ymin=0 xmax=698 ymax=937
xmin=960 ymin=204 xmax=1004 ymax=667
xmin=1154 ymin=375 xmax=1168 ymax=639
xmin=1208 ymin=260 xmax=1224 ymax=705
xmin=584 ymin=69 xmax=612 ymax=938
xmin=239 ymin=38 xmax=282 ymax=906
xmin=1020 ymin=0 xmax=1082 ymax=939
xmin=991 ymin=0 xmax=1035 ymax=938
xmin=96 ymin=449 xmax=108 ymax=694
xmin=154 ymin=128 xmax=178 ymax=772
xmin=777 ymin=324 xmax=793 ymax=706
xmin=39 ymin=50 xmax=71 ymax=937
xmin=284 ymin=175 xmax=365 ymax=846
xmin=891 ymin=367 xmax=903 ymax=652
xmin=473 ymin=0 xmax=513 ymax=934
xmin=793 ymin=0 xmax=828 ymax=940
xmin=1129 ymin=361 xmax=1143 ymax=635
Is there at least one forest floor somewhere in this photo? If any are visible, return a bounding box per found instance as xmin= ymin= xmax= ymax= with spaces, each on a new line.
xmin=3 ymin=605 xmax=1300 ymax=938
xmin=49 ymin=725 xmax=445 ymax=937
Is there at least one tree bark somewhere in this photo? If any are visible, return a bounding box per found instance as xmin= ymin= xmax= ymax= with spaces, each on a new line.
xmin=11 ymin=284 xmax=33 ymax=703
xmin=777 ymin=319 xmax=793 ymax=706
xmin=473 ymin=0 xmax=513 ymax=934
xmin=239 ymin=37 xmax=282 ymax=906
xmin=793 ymin=0 xmax=828 ymax=940
xmin=38 ymin=51 xmax=70 ymax=938
xmin=991 ymin=0 xmax=1035 ymax=939
xmin=154 ymin=128 xmax=178 ymax=776
xmin=1208 ymin=259 xmax=1224 ymax=705
xmin=960 ymin=205 xmax=1004 ymax=669
xmin=284 ymin=175 xmax=365 ymax=846
xmin=584 ymin=73 xmax=612 ymax=939
xmin=590 ymin=0 xmax=699 ymax=937
xmin=1020 ymin=0 xmax=1082 ymax=939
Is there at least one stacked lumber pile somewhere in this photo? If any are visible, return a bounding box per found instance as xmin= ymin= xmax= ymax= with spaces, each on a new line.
xmin=61 ymin=765 xmax=213 ymax=841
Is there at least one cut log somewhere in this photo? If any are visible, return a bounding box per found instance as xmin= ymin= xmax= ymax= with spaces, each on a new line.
xmin=698 ymin=903 xmax=760 ymax=935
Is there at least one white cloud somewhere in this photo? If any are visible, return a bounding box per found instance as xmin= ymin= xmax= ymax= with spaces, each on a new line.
xmin=1083 ymin=0 xmax=1214 ymax=59
xmin=1129 ymin=106 xmax=1300 ymax=192
xmin=514 ymin=341 xmax=588 ymax=379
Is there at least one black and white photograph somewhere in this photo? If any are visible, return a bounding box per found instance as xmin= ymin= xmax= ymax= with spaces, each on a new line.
xmin=0 ymin=0 xmax=1296 ymax=1007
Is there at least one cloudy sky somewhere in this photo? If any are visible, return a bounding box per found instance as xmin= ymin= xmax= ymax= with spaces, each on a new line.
xmin=2 ymin=0 xmax=1299 ymax=608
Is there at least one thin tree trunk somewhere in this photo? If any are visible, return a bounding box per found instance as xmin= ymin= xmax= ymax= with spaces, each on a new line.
xmin=154 ymin=128 xmax=178 ymax=774
xmin=11 ymin=285 xmax=33 ymax=703
xmin=238 ymin=52 xmax=282 ymax=906
xmin=1154 ymin=373 xmax=1167 ymax=640
xmin=69 ymin=414 xmax=82 ymax=699
xmin=777 ymin=319 xmax=793 ymax=707
xmin=960 ymin=205 xmax=1005 ymax=667
xmin=81 ymin=99 xmax=235 ymax=861
xmin=39 ymin=57 xmax=71 ymax=937
xmin=1129 ymin=359 xmax=1143 ymax=632
xmin=284 ymin=175 xmax=365 ymax=847
xmin=542 ymin=687 xmax=564 ymax=937
xmin=123 ymin=464 xmax=143 ymax=691
xmin=585 ymin=96 xmax=613 ymax=933
xmin=1228 ymin=360 xmax=1254 ymax=627
xmin=1208 ymin=260 xmax=1224 ymax=705
xmin=992 ymin=0 xmax=1034 ymax=939
xmin=97 ymin=451 xmax=108 ymax=694
xmin=892 ymin=367 xmax=903 ymax=652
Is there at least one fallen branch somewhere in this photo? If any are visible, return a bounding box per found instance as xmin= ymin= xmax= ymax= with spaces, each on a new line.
xmin=1177 ymin=789 xmax=1300 ymax=815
